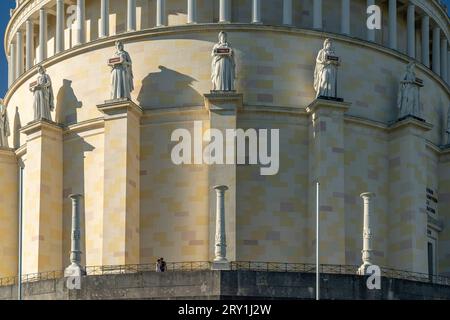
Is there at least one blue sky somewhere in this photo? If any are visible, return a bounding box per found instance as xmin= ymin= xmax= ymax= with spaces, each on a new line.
xmin=1 ymin=0 xmax=15 ymax=97
xmin=0 ymin=0 xmax=449 ymax=98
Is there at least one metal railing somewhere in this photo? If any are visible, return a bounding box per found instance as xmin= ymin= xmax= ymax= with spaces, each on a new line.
xmin=1 ymin=261 xmax=450 ymax=287
xmin=0 ymin=270 xmax=64 ymax=287
xmin=85 ymin=261 xmax=212 ymax=275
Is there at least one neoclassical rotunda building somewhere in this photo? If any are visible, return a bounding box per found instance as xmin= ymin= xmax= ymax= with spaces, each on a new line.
xmin=0 ymin=0 xmax=450 ymax=288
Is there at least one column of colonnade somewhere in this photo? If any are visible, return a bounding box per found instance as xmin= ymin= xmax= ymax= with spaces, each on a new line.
xmin=6 ymin=0 xmax=450 ymax=87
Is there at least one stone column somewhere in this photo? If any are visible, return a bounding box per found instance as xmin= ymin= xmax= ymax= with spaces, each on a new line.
xmin=341 ymin=0 xmax=350 ymax=35
xmin=25 ymin=20 xmax=34 ymax=70
xmin=100 ymin=0 xmax=109 ymax=37
xmin=441 ymin=38 xmax=448 ymax=82
xmin=156 ymin=0 xmax=165 ymax=26
xmin=97 ymin=100 xmax=142 ymax=266
xmin=64 ymin=194 xmax=85 ymax=277
xmin=8 ymin=55 xmax=12 ymax=87
xmin=0 ymin=148 xmax=18 ymax=280
xmin=187 ymin=0 xmax=197 ymax=24
xmin=76 ymin=0 xmax=85 ymax=45
xmin=407 ymin=4 xmax=415 ymax=58
xmin=10 ymin=43 xmax=16 ymax=83
xmin=307 ymin=99 xmax=351 ymax=265
xmin=448 ymin=51 xmax=450 ymax=84
xmin=432 ymin=27 xmax=441 ymax=74
xmin=388 ymin=0 xmax=397 ymax=50
xmin=252 ymin=0 xmax=261 ymax=24
xmin=212 ymin=185 xmax=230 ymax=269
xmin=388 ymin=118 xmax=433 ymax=273
xmin=38 ymin=8 xmax=47 ymax=63
xmin=56 ymin=0 xmax=64 ymax=53
xmin=357 ymin=192 xmax=376 ymax=275
xmin=204 ymin=93 xmax=242 ymax=265
xmin=313 ymin=0 xmax=322 ymax=29
xmin=421 ymin=15 xmax=430 ymax=67
xmin=127 ymin=0 xmax=136 ymax=31
xmin=367 ymin=0 xmax=375 ymax=41
xmin=282 ymin=0 xmax=292 ymax=25
xmin=20 ymin=120 xmax=63 ymax=275
xmin=219 ymin=0 xmax=231 ymax=23
xmin=16 ymin=31 xmax=24 ymax=77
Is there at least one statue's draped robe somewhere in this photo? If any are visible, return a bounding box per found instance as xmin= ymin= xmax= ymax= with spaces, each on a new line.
xmin=397 ymin=69 xmax=421 ymax=119
xmin=111 ymin=50 xmax=134 ymax=100
xmin=0 ymin=105 xmax=10 ymax=147
xmin=33 ymin=74 xmax=54 ymax=121
xmin=211 ymin=42 xmax=235 ymax=91
xmin=313 ymin=48 xmax=338 ymax=98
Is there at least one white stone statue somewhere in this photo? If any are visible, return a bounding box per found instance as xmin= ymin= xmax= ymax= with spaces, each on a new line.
xmin=314 ymin=38 xmax=340 ymax=99
xmin=109 ymin=41 xmax=134 ymax=100
xmin=0 ymin=99 xmax=10 ymax=148
xmin=30 ymin=65 xmax=55 ymax=121
xmin=211 ymin=31 xmax=236 ymax=92
xmin=397 ymin=62 xmax=422 ymax=120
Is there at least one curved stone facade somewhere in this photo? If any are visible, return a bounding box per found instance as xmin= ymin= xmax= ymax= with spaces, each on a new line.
xmin=0 ymin=0 xmax=450 ymax=281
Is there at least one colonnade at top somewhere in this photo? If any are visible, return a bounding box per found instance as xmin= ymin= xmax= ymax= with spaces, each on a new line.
xmin=6 ymin=0 xmax=450 ymax=88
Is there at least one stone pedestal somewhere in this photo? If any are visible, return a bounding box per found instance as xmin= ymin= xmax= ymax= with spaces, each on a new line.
xmin=97 ymin=99 xmax=142 ymax=266
xmin=306 ymin=98 xmax=351 ymax=265
xmin=0 ymin=148 xmax=18 ymax=278
xmin=204 ymin=93 xmax=242 ymax=262
xmin=21 ymin=120 xmax=63 ymax=274
xmin=387 ymin=117 xmax=432 ymax=273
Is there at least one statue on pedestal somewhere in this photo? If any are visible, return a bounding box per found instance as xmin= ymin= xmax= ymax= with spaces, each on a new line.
xmin=109 ymin=41 xmax=134 ymax=100
xmin=30 ymin=66 xmax=54 ymax=122
xmin=397 ymin=62 xmax=423 ymax=120
xmin=314 ymin=38 xmax=340 ymax=99
xmin=0 ymin=99 xmax=10 ymax=148
xmin=211 ymin=31 xmax=236 ymax=92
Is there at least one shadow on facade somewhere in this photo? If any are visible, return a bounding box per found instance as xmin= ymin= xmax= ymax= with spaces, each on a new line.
xmin=55 ymin=79 xmax=83 ymax=125
xmin=62 ymin=136 xmax=95 ymax=269
xmin=13 ymin=106 xmax=21 ymax=149
xmin=137 ymin=66 xmax=203 ymax=108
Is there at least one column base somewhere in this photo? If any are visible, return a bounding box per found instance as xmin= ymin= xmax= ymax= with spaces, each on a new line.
xmin=212 ymin=261 xmax=231 ymax=271
xmin=64 ymin=263 xmax=86 ymax=277
xmin=357 ymin=263 xmax=373 ymax=276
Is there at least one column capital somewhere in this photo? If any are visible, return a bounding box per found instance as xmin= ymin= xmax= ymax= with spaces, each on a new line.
xmin=204 ymin=92 xmax=243 ymax=112
xmin=306 ymin=98 xmax=351 ymax=115
xmin=97 ymin=99 xmax=143 ymax=119
xmin=360 ymin=192 xmax=376 ymax=200
xmin=69 ymin=194 xmax=83 ymax=201
xmin=389 ymin=116 xmax=433 ymax=134
xmin=20 ymin=119 xmax=62 ymax=137
xmin=0 ymin=147 xmax=17 ymax=159
xmin=214 ymin=185 xmax=229 ymax=193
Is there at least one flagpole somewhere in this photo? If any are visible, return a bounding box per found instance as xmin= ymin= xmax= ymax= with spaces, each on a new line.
xmin=316 ymin=181 xmax=320 ymax=301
